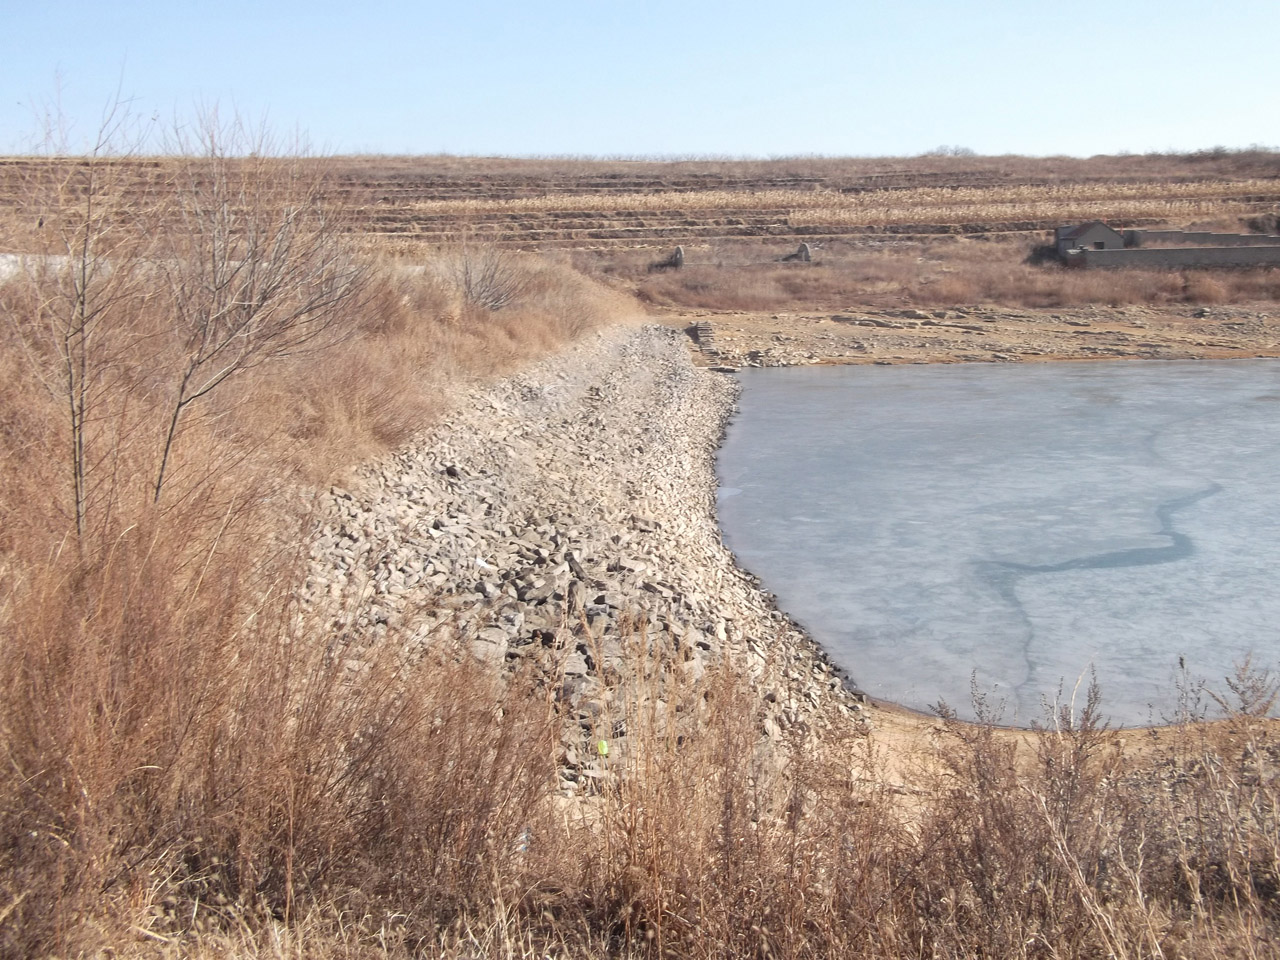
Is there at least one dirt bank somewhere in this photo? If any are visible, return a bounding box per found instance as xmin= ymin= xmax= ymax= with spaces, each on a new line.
xmin=666 ymin=303 xmax=1280 ymax=368
xmin=303 ymin=323 xmax=874 ymax=788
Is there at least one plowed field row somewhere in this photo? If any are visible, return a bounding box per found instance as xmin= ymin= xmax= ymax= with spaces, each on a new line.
xmin=3 ymin=155 xmax=1278 ymax=252
xmin=357 ymin=216 xmax=1064 ymax=245
xmin=353 ymin=198 xmax=1280 ymax=249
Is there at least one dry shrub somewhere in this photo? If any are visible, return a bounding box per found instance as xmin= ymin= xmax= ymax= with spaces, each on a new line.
xmin=530 ymin=627 xmax=904 ymax=960
xmin=0 ymin=285 xmax=65 ymax=557
xmin=637 ymin=264 xmax=784 ymax=311
xmin=900 ymin=687 xmax=1125 ymax=957
xmin=0 ymin=514 xmax=557 ymax=955
xmin=514 ymin=254 xmax=640 ymax=342
xmin=1225 ymin=267 xmax=1280 ymax=300
xmin=901 ymin=243 xmax=1225 ymax=310
xmin=923 ymin=272 xmax=979 ymax=303
xmin=637 ymin=262 xmax=867 ymax=313
xmin=532 ymin=655 xmax=1280 ymax=960
xmin=1183 ymin=272 xmax=1230 ymax=304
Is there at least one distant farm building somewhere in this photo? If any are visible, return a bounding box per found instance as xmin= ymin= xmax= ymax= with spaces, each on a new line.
xmin=1055 ymin=222 xmax=1125 ymax=258
xmin=1055 ymin=222 xmax=1280 ymax=269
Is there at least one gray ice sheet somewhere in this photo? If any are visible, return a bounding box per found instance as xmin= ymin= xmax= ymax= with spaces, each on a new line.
xmin=716 ymin=360 xmax=1280 ymax=726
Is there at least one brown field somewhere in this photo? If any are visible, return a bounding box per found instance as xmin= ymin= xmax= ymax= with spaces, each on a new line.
xmin=3 ymin=147 xmax=1280 ymax=958
xmin=5 ymin=148 xmax=1280 ymax=251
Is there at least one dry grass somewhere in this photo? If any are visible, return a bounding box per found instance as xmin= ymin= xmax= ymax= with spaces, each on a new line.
xmin=10 ymin=616 xmax=1276 ymax=959
xmin=0 ymin=536 xmax=559 ymax=955
xmin=603 ymin=237 xmax=1280 ymax=312
xmin=0 ymin=148 xmax=630 ymax=957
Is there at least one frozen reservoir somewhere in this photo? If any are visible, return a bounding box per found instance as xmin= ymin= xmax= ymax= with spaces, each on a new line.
xmin=716 ymin=360 xmax=1280 ymax=727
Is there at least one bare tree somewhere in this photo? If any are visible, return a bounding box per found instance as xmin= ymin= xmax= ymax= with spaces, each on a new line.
xmin=449 ymin=241 xmax=531 ymax=311
xmin=8 ymin=107 xmax=369 ymax=530
xmin=8 ymin=102 xmax=157 ymax=542
xmin=151 ymin=118 xmax=369 ymax=502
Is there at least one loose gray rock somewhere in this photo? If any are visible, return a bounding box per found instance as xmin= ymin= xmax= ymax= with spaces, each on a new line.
xmin=301 ymin=324 xmax=872 ymax=789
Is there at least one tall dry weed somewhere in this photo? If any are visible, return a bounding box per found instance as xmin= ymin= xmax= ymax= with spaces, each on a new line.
xmin=0 ymin=146 xmax=629 ymax=957
xmin=0 ymin=515 xmax=557 ymax=954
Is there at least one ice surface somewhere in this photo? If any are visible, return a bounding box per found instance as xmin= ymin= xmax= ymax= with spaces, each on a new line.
xmin=716 ymin=360 xmax=1280 ymax=726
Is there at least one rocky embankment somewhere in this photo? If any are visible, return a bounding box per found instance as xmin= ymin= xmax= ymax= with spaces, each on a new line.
xmin=303 ymin=324 xmax=868 ymax=789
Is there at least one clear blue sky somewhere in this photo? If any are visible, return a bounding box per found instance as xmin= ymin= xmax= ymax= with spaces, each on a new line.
xmin=3 ymin=0 xmax=1277 ymax=157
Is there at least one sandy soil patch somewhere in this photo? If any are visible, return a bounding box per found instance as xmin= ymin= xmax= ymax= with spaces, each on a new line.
xmin=657 ymin=302 xmax=1280 ymax=368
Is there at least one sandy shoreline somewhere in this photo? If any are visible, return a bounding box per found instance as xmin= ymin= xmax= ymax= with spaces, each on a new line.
xmin=657 ymin=302 xmax=1280 ymax=368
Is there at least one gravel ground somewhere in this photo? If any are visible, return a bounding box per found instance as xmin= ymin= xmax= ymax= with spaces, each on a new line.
xmin=302 ymin=323 xmax=869 ymax=788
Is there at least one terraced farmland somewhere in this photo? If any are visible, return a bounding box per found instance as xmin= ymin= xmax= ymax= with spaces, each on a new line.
xmin=346 ymin=178 xmax=1280 ymax=250
xmin=5 ymin=152 xmax=1279 ymax=254
xmin=341 ymin=171 xmax=1280 ymax=251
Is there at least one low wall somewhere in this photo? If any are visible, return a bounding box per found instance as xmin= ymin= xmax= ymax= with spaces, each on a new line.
xmin=1073 ymin=246 xmax=1280 ymax=269
xmin=0 ymin=253 xmax=71 ymax=283
xmin=1125 ymin=230 xmax=1280 ymax=248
